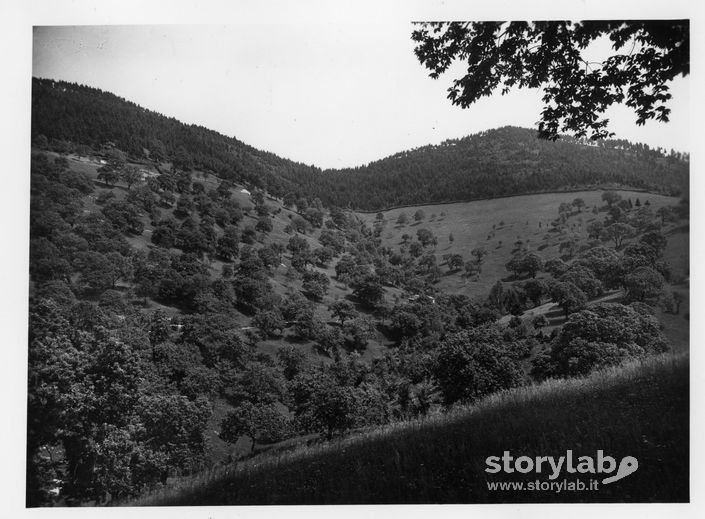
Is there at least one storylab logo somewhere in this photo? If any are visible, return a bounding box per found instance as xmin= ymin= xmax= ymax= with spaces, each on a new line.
xmin=485 ymin=450 xmax=638 ymax=492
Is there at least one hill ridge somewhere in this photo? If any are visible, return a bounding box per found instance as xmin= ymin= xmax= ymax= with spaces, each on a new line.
xmin=32 ymin=77 xmax=688 ymax=210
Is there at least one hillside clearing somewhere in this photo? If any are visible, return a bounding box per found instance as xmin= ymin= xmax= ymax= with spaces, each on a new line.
xmin=360 ymin=189 xmax=685 ymax=295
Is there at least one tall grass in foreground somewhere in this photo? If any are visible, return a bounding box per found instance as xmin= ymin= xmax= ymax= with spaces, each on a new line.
xmin=128 ymin=353 xmax=689 ymax=505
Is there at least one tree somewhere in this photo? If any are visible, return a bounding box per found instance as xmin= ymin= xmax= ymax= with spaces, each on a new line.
xmin=532 ymin=314 xmax=549 ymax=329
xmin=434 ymin=325 xmax=523 ymax=405
xmin=601 ymin=222 xmax=635 ymax=248
xmin=240 ymin=225 xmax=257 ymax=245
xmin=412 ymin=21 xmax=688 ymax=141
xmin=639 ymin=231 xmax=668 ymax=254
xmin=295 ymin=376 xmax=360 ymax=440
xmin=624 ymin=266 xmax=664 ymax=303
xmin=351 ymin=274 xmax=385 ymax=309
xmin=287 ymin=235 xmax=310 ymax=255
xmin=121 ymin=165 xmax=142 ymax=190
xmin=408 ymin=241 xmax=423 ymax=258
xmin=101 ymin=200 xmax=144 ymax=235
xmin=343 ymin=316 xmax=376 ymax=351
xmin=277 ymin=346 xmax=307 ymax=380
xmin=220 ymin=402 xmax=292 ymax=451
xmin=216 ymin=225 xmax=239 ymax=261
xmin=586 ymin=220 xmax=604 ymax=240
xmin=252 ymin=309 xmax=285 ymax=339
xmin=414 ymin=209 xmax=426 ymax=222
xmin=602 ymin=191 xmax=622 ymax=207
xmin=572 ymin=198 xmax=586 ymax=212
xmin=471 ymin=246 xmax=488 ymax=266
xmin=97 ymin=166 xmax=120 ymax=187
xmin=537 ymin=303 xmax=669 ymax=378
xmin=329 ymin=300 xmax=358 ymax=325
xmin=506 ymin=252 xmax=542 ymax=278
xmin=445 ymin=253 xmax=464 ymax=272
xmin=416 ymin=228 xmax=435 ymax=247
xmin=255 ymin=215 xmax=273 ymax=233
xmin=522 ymin=278 xmax=548 ymax=306
xmin=282 ymin=192 xmax=297 ymax=209
xmin=549 ymin=281 xmax=588 ymax=317
xmin=656 ymin=206 xmax=673 ymax=226
xmin=574 ymin=246 xmax=623 ymax=288
xmin=302 ymin=271 xmax=330 ymax=301
xmin=558 ymin=202 xmax=573 ymax=217
xmin=396 ymin=212 xmax=409 ymax=225
xmin=560 ymin=265 xmax=603 ymax=298
xmin=312 ymin=247 xmax=334 ymax=268
xmin=304 ymin=207 xmax=324 ymax=228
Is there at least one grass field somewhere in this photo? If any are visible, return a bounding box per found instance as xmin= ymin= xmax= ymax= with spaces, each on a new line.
xmin=128 ymin=353 xmax=689 ymax=505
xmin=359 ymin=189 xmax=690 ymax=353
xmin=360 ymin=190 xmax=686 ymax=295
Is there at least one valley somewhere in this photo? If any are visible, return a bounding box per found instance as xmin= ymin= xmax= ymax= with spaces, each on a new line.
xmin=26 ymin=79 xmax=690 ymax=507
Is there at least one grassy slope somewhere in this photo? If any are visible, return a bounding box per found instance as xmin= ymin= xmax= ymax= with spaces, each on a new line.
xmin=360 ymin=190 xmax=686 ymax=295
xmin=130 ymin=353 xmax=689 ymax=505
xmin=360 ymin=190 xmax=690 ymax=352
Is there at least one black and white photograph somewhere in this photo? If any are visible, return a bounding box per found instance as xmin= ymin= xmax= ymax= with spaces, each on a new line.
xmin=1 ymin=0 xmax=700 ymax=516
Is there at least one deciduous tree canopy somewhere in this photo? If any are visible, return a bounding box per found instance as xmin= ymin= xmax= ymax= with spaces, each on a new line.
xmin=412 ymin=21 xmax=689 ymax=140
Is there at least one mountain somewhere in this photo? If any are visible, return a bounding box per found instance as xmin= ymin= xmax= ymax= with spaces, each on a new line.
xmin=31 ymin=77 xmax=689 ymax=210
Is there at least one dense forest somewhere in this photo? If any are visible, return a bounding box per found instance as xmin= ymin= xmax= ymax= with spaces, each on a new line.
xmin=32 ymin=78 xmax=688 ymax=210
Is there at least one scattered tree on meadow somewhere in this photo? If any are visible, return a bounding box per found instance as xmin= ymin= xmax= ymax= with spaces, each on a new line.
xmin=506 ymin=252 xmax=543 ymax=278
xmin=302 ymin=270 xmax=331 ymax=301
xmin=416 ymin=228 xmax=437 ymax=248
xmin=329 ymin=300 xmax=358 ymax=325
xmin=351 ymin=274 xmax=385 ymax=309
xmin=471 ymin=246 xmax=488 ymax=266
xmin=444 ymin=253 xmax=464 ymax=272
xmin=220 ymin=402 xmax=292 ymax=452
xmin=255 ymin=215 xmax=274 ymax=233
xmin=121 ymin=165 xmax=142 ymax=190
xmin=602 ymin=191 xmax=622 ymax=207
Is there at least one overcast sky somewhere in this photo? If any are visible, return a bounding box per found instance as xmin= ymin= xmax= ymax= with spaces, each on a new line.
xmin=33 ymin=23 xmax=689 ymax=169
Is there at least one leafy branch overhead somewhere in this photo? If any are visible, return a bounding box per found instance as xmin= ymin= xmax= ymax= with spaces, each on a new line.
xmin=411 ymin=20 xmax=689 ymax=140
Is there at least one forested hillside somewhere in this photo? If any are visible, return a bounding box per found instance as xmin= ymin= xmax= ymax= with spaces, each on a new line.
xmin=32 ymin=78 xmax=688 ymax=210
xmin=319 ymin=129 xmax=689 ymax=209
xmin=27 ymin=77 xmax=689 ymax=506
xmin=31 ymin=77 xmax=315 ymax=196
